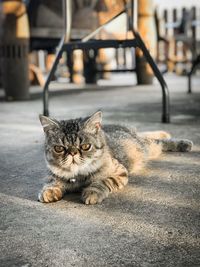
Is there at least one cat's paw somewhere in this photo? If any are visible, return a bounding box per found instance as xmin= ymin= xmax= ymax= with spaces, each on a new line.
xmin=38 ymin=186 xmax=63 ymax=203
xmin=82 ymin=190 xmax=104 ymax=205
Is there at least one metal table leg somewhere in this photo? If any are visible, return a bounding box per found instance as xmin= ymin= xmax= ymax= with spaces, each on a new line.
xmin=188 ymin=55 xmax=200 ymax=94
xmin=133 ymin=29 xmax=170 ymax=123
xmin=43 ymin=38 xmax=64 ymax=116
xmin=42 ymin=0 xmax=170 ymax=123
xmin=42 ymin=0 xmax=72 ymax=116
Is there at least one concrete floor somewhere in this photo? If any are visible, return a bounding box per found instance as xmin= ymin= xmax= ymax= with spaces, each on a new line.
xmin=0 ymin=73 xmax=200 ymax=267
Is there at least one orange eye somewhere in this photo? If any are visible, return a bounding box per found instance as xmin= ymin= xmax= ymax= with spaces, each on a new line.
xmin=81 ymin=144 xmax=91 ymax=151
xmin=54 ymin=146 xmax=65 ymax=153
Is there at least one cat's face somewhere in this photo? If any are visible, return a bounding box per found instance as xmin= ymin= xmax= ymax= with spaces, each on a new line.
xmin=39 ymin=111 xmax=105 ymax=177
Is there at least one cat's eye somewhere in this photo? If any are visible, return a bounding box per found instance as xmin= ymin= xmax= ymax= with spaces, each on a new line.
xmin=54 ymin=145 xmax=65 ymax=153
xmin=80 ymin=144 xmax=91 ymax=151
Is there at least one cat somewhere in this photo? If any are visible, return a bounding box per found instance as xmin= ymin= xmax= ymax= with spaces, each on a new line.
xmin=38 ymin=111 xmax=193 ymax=205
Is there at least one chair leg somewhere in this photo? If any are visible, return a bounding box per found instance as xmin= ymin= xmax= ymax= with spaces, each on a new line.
xmin=43 ymin=38 xmax=65 ymax=116
xmin=132 ymin=29 xmax=170 ymax=123
xmin=188 ymin=72 xmax=192 ymax=94
xmin=188 ymin=55 xmax=200 ymax=94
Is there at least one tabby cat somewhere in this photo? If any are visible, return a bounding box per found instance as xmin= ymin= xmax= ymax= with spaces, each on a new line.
xmin=38 ymin=111 xmax=193 ymax=205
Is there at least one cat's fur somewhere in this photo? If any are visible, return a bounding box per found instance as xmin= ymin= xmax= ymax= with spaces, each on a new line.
xmin=38 ymin=111 xmax=193 ymax=205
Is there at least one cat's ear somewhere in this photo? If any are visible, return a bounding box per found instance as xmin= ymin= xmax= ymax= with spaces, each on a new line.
xmin=84 ymin=111 xmax=102 ymax=134
xmin=39 ymin=115 xmax=60 ymax=132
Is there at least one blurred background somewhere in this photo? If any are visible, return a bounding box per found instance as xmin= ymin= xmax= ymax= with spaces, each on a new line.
xmin=0 ymin=0 xmax=199 ymax=101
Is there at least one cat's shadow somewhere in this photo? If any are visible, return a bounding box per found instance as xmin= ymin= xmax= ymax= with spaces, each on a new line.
xmin=62 ymin=193 xmax=82 ymax=204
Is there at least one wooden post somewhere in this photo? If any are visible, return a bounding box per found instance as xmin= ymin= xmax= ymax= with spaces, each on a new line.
xmin=136 ymin=0 xmax=157 ymax=84
xmin=0 ymin=0 xmax=30 ymax=100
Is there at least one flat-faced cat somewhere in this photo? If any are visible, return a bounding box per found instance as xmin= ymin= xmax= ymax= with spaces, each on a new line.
xmin=38 ymin=111 xmax=193 ymax=205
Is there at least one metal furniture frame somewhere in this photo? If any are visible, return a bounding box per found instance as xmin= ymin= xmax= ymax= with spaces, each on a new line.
xmin=188 ymin=54 xmax=200 ymax=93
xmin=42 ymin=0 xmax=170 ymax=123
xmin=187 ymin=18 xmax=200 ymax=94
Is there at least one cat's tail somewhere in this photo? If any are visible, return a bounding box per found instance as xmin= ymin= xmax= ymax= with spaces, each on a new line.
xmin=139 ymin=130 xmax=193 ymax=152
xmin=138 ymin=131 xmax=193 ymax=160
xmin=157 ymin=138 xmax=193 ymax=152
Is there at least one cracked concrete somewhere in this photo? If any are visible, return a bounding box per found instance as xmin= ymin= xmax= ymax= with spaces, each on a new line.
xmin=0 ymin=73 xmax=200 ymax=267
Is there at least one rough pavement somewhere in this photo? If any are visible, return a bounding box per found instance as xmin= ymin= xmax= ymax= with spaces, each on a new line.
xmin=0 ymin=74 xmax=200 ymax=267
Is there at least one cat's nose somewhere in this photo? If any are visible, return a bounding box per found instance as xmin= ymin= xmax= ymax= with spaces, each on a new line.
xmin=70 ymin=151 xmax=77 ymax=156
xmin=69 ymin=147 xmax=78 ymax=156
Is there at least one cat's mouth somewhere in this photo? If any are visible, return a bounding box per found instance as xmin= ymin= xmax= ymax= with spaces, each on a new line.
xmin=58 ymin=155 xmax=80 ymax=168
xmin=68 ymin=155 xmax=79 ymax=165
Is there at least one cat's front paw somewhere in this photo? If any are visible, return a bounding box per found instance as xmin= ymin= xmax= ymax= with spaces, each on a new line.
xmin=82 ymin=190 xmax=105 ymax=205
xmin=38 ymin=186 xmax=63 ymax=203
